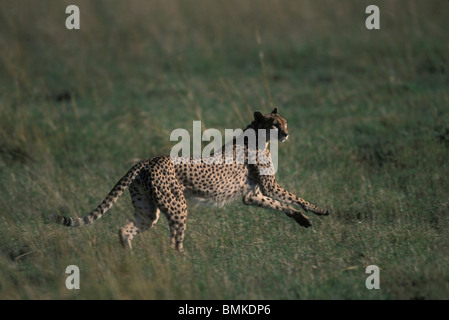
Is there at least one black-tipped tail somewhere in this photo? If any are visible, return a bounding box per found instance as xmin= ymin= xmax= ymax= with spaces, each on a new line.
xmin=48 ymin=159 xmax=148 ymax=228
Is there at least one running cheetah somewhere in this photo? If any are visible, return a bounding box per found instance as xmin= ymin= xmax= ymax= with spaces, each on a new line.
xmin=49 ymin=108 xmax=329 ymax=252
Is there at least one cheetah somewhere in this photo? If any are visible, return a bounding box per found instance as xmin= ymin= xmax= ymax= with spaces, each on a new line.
xmin=49 ymin=108 xmax=329 ymax=252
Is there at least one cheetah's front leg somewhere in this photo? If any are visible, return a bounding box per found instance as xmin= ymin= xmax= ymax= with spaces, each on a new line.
xmin=258 ymin=176 xmax=330 ymax=216
xmin=243 ymin=187 xmax=312 ymax=227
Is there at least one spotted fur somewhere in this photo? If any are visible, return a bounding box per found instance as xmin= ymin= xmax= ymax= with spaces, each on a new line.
xmin=49 ymin=108 xmax=329 ymax=252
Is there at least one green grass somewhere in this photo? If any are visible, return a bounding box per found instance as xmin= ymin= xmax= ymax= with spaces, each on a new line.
xmin=1 ymin=0 xmax=449 ymax=299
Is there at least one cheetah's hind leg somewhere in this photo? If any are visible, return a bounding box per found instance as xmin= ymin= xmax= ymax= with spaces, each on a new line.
xmin=119 ymin=184 xmax=160 ymax=249
xmin=152 ymin=178 xmax=188 ymax=253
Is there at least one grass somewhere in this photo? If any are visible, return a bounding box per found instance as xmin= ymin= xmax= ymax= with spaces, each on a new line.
xmin=0 ymin=0 xmax=449 ymax=299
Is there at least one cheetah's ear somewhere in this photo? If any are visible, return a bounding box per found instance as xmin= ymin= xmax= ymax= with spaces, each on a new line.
xmin=271 ymin=107 xmax=278 ymax=114
xmin=254 ymin=111 xmax=265 ymax=122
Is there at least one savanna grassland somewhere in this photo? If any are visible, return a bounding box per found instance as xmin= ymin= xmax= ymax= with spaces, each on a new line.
xmin=0 ymin=0 xmax=448 ymax=300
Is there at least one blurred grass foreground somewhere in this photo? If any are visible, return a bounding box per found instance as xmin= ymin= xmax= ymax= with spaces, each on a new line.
xmin=0 ymin=0 xmax=448 ymax=299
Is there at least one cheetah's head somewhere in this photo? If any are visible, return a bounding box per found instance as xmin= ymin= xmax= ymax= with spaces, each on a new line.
xmin=253 ymin=108 xmax=289 ymax=142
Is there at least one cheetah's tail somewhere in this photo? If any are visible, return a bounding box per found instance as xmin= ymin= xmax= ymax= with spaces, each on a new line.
xmin=48 ymin=160 xmax=147 ymax=227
